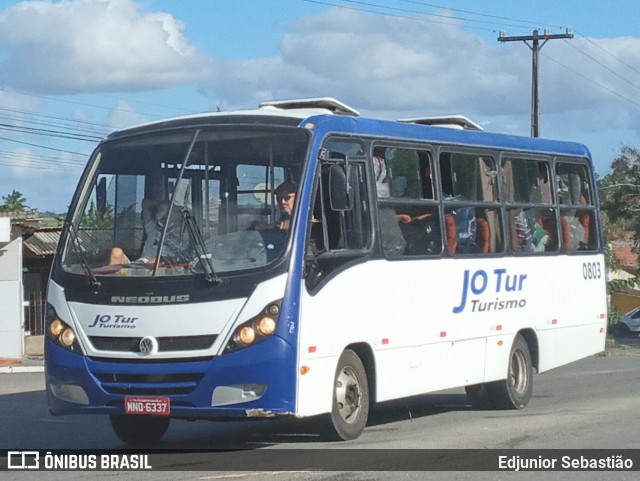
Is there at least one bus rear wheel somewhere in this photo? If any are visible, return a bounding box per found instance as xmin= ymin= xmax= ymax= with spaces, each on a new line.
xmin=489 ymin=334 xmax=533 ymax=409
xmin=322 ymin=349 xmax=370 ymax=441
xmin=109 ymin=414 xmax=170 ymax=445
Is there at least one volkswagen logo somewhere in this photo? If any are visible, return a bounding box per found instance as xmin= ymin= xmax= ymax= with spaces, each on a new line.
xmin=139 ymin=336 xmax=158 ymax=355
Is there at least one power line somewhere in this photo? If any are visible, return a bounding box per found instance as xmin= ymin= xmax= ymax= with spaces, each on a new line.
xmin=396 ymin=0 xmax=566 ymax=30
xmin=0 ymin=123 xmax=102 ymax=142
xmin=299 ymin=0 xmax=496 ymax=32
xmin=573 ymin=29 xmax=640 ymax=77
xmin=299 ymin=0 xmax=640 ymax=118
xmin=0 ymin=106 xmax=114 ymax=135
xmin=300 ymin=0 xmax=568 ymax=33
xmin=540 ymin=51 xmax=640 ymax=110
xmin=0 ymin=136 xmax=90 ymax=157
xmin=0 ymin=88 xmax=174 ymax=120
xmin=0 ymin=149 xmax=85 ymax=168
xmin=562 ymin=39 xmax=640 ymax=93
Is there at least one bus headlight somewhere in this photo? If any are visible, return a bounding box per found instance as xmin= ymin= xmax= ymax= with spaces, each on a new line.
xmin=255 ymin=316 xmax=276 ymax=336
xmin=225 ymin=300 xmax=281 ymax=353
xmin=59 ymin=328 xmax=77 ymax=347
xmin=235 ymin=326 xmax=256 ymax=346
xmin=46 ymin=303 xmax=82 ymax=354
xmin=49 ymin=319 xmax=65 ymax=337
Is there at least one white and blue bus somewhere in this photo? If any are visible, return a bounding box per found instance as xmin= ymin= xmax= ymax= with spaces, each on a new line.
xmin=45 ymin=98 xmax=608 ymax=443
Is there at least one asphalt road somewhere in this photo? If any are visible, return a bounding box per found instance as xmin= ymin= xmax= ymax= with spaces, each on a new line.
xmin=1 ymin=343 xmax=639 ymax=480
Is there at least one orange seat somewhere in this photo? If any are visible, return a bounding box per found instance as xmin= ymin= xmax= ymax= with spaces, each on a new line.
xmin=444 ymin=213 xmax=456 ymax=255
xmin=476 ymin=218 xmax=490 ymax=253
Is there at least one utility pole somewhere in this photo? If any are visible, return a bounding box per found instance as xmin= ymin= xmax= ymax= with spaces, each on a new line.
xmin=498 ymin=28 xmax=573 ymax=137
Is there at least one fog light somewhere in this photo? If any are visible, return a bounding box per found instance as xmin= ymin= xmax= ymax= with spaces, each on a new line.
xmin=50 ymin=383 xmax=89 ymax=405
xmin=211 ymin=384 xmax=267 ymax=407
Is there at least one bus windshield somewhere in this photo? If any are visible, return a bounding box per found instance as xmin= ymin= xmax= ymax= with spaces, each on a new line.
xmin=60 ymin=126 xmax=308 ymax=279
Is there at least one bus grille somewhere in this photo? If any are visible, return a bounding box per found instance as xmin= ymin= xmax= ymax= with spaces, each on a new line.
xmin=88 ymin=335 xmax=217 ymax=353
xmin=94 ymin=372 xmax=204 ymax=395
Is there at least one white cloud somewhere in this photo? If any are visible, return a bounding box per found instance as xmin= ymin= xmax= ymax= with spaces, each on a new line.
xmin=206 ymin=7 xmax=640 ymax=145
xmin=208 ymin=8 xmax=532 ymax=117
xmin=0 ymin=0 xmax=213 ymax=93
xmin=103 ymin=100 xmax=143 ymax=130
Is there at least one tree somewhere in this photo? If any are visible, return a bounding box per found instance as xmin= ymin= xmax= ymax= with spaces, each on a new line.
xmin=0 ymin=190 xmax=28 ymax=212
xmin=597 ymin=146 xmax=640 ymax=329
xmin=598 ymin=145 xmax=640 ymax=231
xmin=80 ymin=200 xmax=115 ymax=229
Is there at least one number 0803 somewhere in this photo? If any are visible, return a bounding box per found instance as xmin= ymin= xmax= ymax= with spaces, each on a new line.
xmin=582 ymin=262 xmax=602 ymax=280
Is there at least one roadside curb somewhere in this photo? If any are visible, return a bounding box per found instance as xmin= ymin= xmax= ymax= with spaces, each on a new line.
xmin=0 ymin=357 xmax=45 ymax=374
xmin=0 ymin=365 xmax=45 ymax=374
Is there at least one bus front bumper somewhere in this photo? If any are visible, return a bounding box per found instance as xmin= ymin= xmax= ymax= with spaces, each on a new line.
xmin=45 ymin=336 xmax=297 ymax=419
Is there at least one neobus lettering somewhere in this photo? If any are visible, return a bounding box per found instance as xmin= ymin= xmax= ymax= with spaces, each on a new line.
xmin=110 ymin=295 xmax=190 ymax=304
xmin=453 ymin=268 xmax=528 ymax=314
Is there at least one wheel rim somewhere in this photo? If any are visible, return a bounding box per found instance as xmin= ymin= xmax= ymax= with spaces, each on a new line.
xmin=509 ymin=349 xmax=528 ymax=395
xmin=335 ymin=366 xmax=362 ymax=424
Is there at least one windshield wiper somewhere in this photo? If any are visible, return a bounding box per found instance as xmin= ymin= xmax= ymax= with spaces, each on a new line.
xmin=152 ymin=130 xmax=199 ymax=277
xmin=182 ymin=209 xmax=220 ymax=285
xmin=66 ymin=222 xmax=101 ymax=288
xmin=150 ymin=128 xmax=219 ymax=284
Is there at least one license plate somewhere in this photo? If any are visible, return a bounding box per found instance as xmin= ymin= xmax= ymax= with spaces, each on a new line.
xmin=124 ymin=396 xmax=170 ymax=416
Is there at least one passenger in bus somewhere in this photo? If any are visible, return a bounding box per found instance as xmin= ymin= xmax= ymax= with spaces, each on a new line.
xmin=255 ymin=182 xmax=296 ymax=232
xmin=373 ymin=148 xmax=390 ymax=198
xmin=108 ymin=199 xmax=181 ymax=265
xmin=275 ymin=182 xmax=296 ymax=231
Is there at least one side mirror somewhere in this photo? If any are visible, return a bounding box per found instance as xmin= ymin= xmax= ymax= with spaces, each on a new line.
xmin=329 ymin=163 xmax=352 ymax=211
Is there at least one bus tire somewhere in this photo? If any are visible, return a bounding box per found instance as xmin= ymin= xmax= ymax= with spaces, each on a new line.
xmin=465 ymin=383 xmax=493 ymax=409
xmin=322 ymin=349 xmax=370 ymax=441
xmin=109 ymin=414 xmax=170 ymax=445
xmin=489 ymin=334 xmax=533 ymax=410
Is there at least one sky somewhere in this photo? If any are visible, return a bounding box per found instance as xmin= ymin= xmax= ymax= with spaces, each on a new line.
xmin=1 ymin=0 xmax=640 ymax=213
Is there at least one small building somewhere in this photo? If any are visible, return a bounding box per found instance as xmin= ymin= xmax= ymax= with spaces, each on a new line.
xmin=0 ymin=215 xmax=25 ymax=359
xmin=609 ymin=232 xmax=640 ymax=315
xmin=0 ymin=212 xmax=60 ymax=358
xmin=23 ymin=228 xmax=61 ymax=337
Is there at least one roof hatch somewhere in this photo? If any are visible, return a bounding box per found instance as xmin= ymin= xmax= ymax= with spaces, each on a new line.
xmin=259 ymin=97 xmax=360 ymax=116
xmin=398 ymin=115 xmax=483 ymax=131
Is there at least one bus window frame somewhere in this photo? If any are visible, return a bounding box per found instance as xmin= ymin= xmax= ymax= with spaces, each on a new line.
xmin=552 ymin=156 xmax=599 ymax=253
xmin=303 ymin=136 xmax=374 ymax=293
xmin=438 ymin=146 xmax=504 ymax=256
xmin=371 ymin=140 xmax=442 ymax=259
xmin=499 ymin=153 xmax=558 ymax=255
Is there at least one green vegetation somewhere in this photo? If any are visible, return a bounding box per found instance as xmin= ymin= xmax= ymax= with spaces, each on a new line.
xmin=0 ymin=190 xmax=28 ymax=212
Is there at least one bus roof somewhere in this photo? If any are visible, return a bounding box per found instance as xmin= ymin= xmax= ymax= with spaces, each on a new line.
xmin=105 ymin=97 xmax=591 ymax=159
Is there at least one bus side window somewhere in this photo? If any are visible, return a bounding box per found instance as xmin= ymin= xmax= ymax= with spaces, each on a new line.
xmin=305 ymin=144 xmax=372 ymax=291
xmin=557 ymin=162 xmax=597 ymax=252
xmin=503 ymin=158 xmax=557 ymax=254
xmin=441 ymin=152 xmax=502 ymax=255
xmin=375 ymin=147 xmax=441 ymax=257
xmin=509 ymin=207 xmax=558 ymax=253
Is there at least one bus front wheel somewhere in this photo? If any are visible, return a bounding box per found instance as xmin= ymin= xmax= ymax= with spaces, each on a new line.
xmin=322 ymin=349 xmax=370 ymax=441
xmin=489 ymin=334 xmax=533 ymax=409
xmin=109 ymin=414 xmax=170 ymax=445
